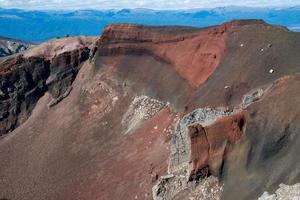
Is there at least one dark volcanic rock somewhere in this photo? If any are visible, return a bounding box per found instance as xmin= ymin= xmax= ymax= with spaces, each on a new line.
xmin=0 ymin=44 xmax=91 ymax=135
xmin=47 ymin=48 xmax=90 ymax=100
xmin=0 ymin=55 xmax=50 ymax=134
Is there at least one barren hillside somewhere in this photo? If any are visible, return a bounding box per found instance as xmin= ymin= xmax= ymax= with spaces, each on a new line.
xmin=0 ymin=20 xmax=300 ymax=200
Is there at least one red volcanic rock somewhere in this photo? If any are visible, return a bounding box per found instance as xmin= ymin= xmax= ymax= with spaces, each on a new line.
xmin=188 ymin=111 xmax=247 ymax=179
xmin=95 ymin=20 xmax=276 ymax=111
xmin=98 ymin=20 xmax=268 ymax=89
xmin=98 ymin=23 xmax=227 ymax=88
xmin=153 ymin=25 xmax=227 ymax=88
xmin=206 ymin=112 xmax=246 ymax=175
xmin=188 ymin=123 xmax=210 ymax=178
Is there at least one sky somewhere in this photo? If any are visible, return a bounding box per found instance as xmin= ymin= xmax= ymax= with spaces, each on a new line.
xmin=0 ymin=0 xmax=300 ymax=10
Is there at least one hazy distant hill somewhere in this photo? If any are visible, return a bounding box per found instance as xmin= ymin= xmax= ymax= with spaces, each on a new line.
xmin=0 ymin=6 xmax=300 ymax=42
xmin=0 ymin=36 xmax=33 ymax=57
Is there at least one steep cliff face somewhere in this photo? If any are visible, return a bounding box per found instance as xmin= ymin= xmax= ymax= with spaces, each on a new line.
xmin=0 ymin=20 xmax=300 ymax=200
xmin=0 ymin=36 xmax=34 ymax=57
xmin=0 ymin=37 xmax=95 ymax=135
xmin=0 ymin=55 xmax=50 ymax=134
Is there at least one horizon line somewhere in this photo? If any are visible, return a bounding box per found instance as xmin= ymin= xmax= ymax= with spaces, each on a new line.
xmin=0 ymin=5 xmax=300 ymax=12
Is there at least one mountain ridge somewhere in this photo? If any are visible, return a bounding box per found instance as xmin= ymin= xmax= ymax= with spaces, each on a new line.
xmin=0 ymin=7 xmax=300 ymax=42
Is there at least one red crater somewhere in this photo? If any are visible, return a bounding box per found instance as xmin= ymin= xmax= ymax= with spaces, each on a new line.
xmin=98 ymin=23 xmax=228 ymax=88
xmin=153 ymin=24 xmax=228 ymax=88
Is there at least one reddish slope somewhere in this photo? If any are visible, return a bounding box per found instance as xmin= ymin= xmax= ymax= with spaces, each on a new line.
xmin=0 ymin=61 xmax=173 ymax=200
xmin=98 ymin=23 xmax=227 ymax=88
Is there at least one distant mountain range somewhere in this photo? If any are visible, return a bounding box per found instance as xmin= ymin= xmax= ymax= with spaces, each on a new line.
xmin=0 ymin=6 xmax=300 ymax=42
xmin=0 ymin=36 xmax=34 ymax=57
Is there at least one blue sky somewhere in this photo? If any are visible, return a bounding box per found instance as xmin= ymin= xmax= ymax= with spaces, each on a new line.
xmin=0 ymin=0 xmax=300 ymax=10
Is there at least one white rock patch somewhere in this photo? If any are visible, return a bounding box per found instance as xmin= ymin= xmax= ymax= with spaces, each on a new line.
xmin=152 ymin=175 xmax=223 ymax=200
xmin=258 ymin=183 xmax=300 ymax=200
xmin=189 ymin=176 xmax=223 ymax=200
xmin=122 ymin=95 xmax=165 ymax=134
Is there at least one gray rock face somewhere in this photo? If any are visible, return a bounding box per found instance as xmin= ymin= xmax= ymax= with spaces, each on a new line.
xmin=0 ymin=37 xmax=34 ymax=57
xmin=258 ymin=183 xmax=300 ymax=200
xmin=169 ymin=108 xmax=231 ymax=175
xmin=152 ymin=174 xmax=188 ymax=200
xmin=152 ymin=174 xmax=223 ymax=200
xmin=152 ymin=108 xmax=232 ymax=200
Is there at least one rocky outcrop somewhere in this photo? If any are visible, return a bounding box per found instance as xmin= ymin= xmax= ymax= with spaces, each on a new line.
xmin=153 ymin=175 xmax=223 ymax=200
xmin=47 ymin=47 xmax=90 ymax=100
xmin=258 ymin=183 xmax=300 ymax=200
xmin=0 ymin=36 xmax=34 ymax=57
xmin=0 ymin=55 xmax=50 ymax=134
xmin=153 ymin=107 xmax=246 ymax=199
xmin=189 ymin=111 xmax=246 ymax=177
xmin=0 ymin=38 xmax=93 ymax=135
xmin=155 ymin=83 xmax=272 ymax=199
xmin=169 ymin=108 xmax=231 ymax=175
